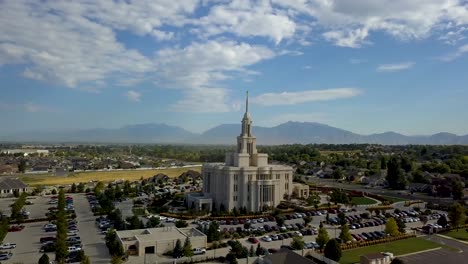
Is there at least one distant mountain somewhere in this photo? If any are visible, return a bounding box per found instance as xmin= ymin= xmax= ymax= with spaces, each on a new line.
xmin=1 ymin=121 xmax=467 ymax=145
xmin=2 ymin=123 xmax=195 ymax=143
xmin=194 ymin=122 xmax=468 ymax=145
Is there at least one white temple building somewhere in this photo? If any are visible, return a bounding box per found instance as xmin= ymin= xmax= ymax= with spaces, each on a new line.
xmin=187 ymin=92 xmax=295 ymax=212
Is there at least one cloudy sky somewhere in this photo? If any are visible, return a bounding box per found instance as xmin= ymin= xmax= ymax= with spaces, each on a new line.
xmin=1 ymin=0 xmax=468 ymax=135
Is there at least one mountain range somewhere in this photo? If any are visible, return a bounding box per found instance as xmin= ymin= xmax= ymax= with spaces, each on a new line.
xmin=1 ymin=122 xmax=468 ymax=145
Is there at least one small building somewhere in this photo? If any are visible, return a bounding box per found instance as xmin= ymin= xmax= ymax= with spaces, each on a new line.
xmin=0 ymin=178 xmax=29 ymax=197
xmin=186 ymin=192 xmax=213 ymax=212
xmin=293 ymin=183 xmax=310 ymax=198
xmin=360 ymin=252 xmax=392 ymax=264
xmin=116 ymin=227 xmax=207 ymax=256
xmin=257 ymin=248 xmax=317 ymax=264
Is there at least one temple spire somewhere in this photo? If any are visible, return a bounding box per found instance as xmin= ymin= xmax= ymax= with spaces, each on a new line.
xmin=246 ymin=91 xmax=249 ymax=113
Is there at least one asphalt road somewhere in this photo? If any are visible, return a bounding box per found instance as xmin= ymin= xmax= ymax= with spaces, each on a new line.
xmin=73 ymin=193 xmax=111 ymax=264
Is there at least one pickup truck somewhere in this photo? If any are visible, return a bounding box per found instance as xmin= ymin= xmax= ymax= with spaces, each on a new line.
xmin=0 ymin=243 xmax=17 ymax=249
xmin=193 ymin=248 xmax=206 ymax=255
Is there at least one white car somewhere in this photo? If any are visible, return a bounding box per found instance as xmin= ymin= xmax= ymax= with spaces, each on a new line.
xmin=166 ymin=217 xmax=176 ymax=223
xmin=0 ymin=243 xmax=16 ymax=249
xmin=193 ymin=248 xmax=206 ymax=255
xmin=261 ymin=236 xmax=272 ymax=242
xmin=293 ymin=231 xmax=303 ymax=237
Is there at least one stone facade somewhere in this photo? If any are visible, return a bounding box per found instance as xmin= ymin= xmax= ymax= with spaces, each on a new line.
xmin=201 ymin=92 xmax=294 ymax=212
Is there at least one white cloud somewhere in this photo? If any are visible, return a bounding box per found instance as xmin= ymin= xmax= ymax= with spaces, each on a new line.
xmin=197 ymin=0 xmax=297 ymax=44
xmin=0 ymin=1 xmax=154 ymax=88
xmin=277 ymin=0 xmax=468 ymax=48
xmin=252 ymin=88 xmax=362 ymax=106
xmin=303 ymin=65 xmax=313 ymax=70
xmin=438 ymin=44 xmax=468 ymax=61
xmin=125 ymin=90 xmax=142 ymax=102
xmin=376 ymin=62 xmax=415 ymax=72
xmin=155 ymin=40 xmax=276 ymax=112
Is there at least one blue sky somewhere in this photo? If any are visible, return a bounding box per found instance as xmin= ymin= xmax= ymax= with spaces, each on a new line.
xmin=1 ymin=0 xmax=468 ymax=136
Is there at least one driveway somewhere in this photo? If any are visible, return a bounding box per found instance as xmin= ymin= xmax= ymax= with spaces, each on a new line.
xmin=73 ymin=194 xmax=111 ymax=264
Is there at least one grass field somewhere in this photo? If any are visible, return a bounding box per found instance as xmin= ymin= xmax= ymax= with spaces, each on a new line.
xmin=442 ymin=230 xmax=468 ymax=241
xmin=351 ymin=196 xmax=377 ymax=205
xmin=381 ymin=195 xmax=407 ymax=203
xmin=340 ymin=237 xmax=444 ymax=264
xmin=16 ymin=167 xmax=201 ymax=186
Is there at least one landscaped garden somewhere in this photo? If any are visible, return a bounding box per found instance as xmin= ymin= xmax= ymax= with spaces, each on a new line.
xmin=340 ymin=237 xmax=445 ymax=264
xmin=351 ymin=196 xmax=377 ymax=205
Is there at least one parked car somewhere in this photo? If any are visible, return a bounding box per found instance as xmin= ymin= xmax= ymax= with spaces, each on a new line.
xmin=0 ymin=252 xmax=12 ymax=260
xmin=0 ymin=243 xmax=16 ymax=249
xmin=261 ymin=236 xmax=272 ymax=242
xmin=8 ymin=225 xmax=25 ymax=232
xmin=248 ymin=237 xmax=259 ymax=244
xmin=193 ymin=248 xmax=206 ymax=255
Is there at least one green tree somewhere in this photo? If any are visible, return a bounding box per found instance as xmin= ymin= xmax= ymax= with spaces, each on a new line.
xmin=173 ymin=239 xmax=183 ymax=258
xmin=71 ymin=183 xmax=77 ymax=193
xmin=276 ymin=217 xmax=285 ymax=227
xmin=80 ymin=254 xmax=91 ymax=264
xmin=255 ymin=243 xmax=262 ymax=256
xmin=333 ymin=168 xmax=343 ymax=180
xmin=77 ymin=182 xmax=85 ymax=193
xmin=448 ymin=203 xmax=466 ymax=231
xmin=324 ymin=239 xmax=342 ymax=261
xmin=396 ymin=218 xmax=406 ymax=233
xmin=385 ymin=217 xmax=400 ymax=236
xmin=183 ymin=237 xmax=194 ymax=258
xmin=175 ymin=219 xmax=189 ymax=228
xmin=451 ymin=180 xmax=464 ymax=200
xmin=316 ymin=225 xmax=330 ymax=249
xmin=337 ymin=212 xmax=347 ymax=226
xmin=380 ymin=156 xmax=387 ymax=170
xmin=307 ymin=193 xmax=320 ymax=206
xmin=207 ymin=221 xmax=221 ymax=242
xmin=330 ymin=189 xmax=349 ymax=204
xmin=249 ymin=245 xmax=255 ymax=257
xmin=339 ymin=224 xmax=352 ymax=243
xmin=38 ymin=253 xmax=50 ymax=264
xmin=386 ymin=157 xmax=407 ymax=190
xmin=291 ymin=236 xmax=305 ymax=250
xmin=303 ymin=216 xmax=312 ymax=226
xmin=18 ymin=159 xmax=27 ymax=173
xmin=437 ymin=214 xmax=448 ymax=228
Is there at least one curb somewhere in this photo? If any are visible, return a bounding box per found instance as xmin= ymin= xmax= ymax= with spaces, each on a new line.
xmin=396 ymin=247 xmax=442 ymax=257
xmin=437 ymin=234 xmax=468 ymax=245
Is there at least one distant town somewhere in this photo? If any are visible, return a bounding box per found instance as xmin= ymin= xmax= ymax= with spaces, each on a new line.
xmin=0 ymin=107 xmax=468 ymax=264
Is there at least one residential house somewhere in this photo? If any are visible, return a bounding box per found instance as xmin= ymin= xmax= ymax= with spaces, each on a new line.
xmin=176 ymin=170 xmax=201 ymax=184
xmin=0 ymin=178 xmax=28 ymax=197
xmin=256 ymin=248 xmax=317 ymax=264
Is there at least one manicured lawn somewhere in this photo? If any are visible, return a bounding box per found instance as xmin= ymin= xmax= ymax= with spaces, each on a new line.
xmin=381 ymin=195 xmax=407 ymax=203
xmin=351 ymin=196 xmax=377 ymax=205
xmin=340 ymin=237 xmax=443 ymax=264
xmin=18 ymin=166 xmax=201 ymax=186
xmin=442 ymin=230 xmax=468 ymax=241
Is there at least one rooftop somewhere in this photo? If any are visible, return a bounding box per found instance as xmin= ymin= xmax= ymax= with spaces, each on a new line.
xmin=116 ymin=227 xmax=205 ymax=243
xmin=262 ymin=248 xmax=317 ymax=264
xmin=0 ymin=178 xmax=28 ymax=190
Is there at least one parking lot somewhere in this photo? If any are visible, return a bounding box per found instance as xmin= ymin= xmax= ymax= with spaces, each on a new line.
xmin=1 ymin=196 xmax=55 ymax=263
xmin=0 ymin=194 xmax=111 ymax=263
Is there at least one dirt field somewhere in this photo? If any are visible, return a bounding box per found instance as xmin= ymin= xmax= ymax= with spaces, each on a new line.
xmin=17 ymin=167 xmax=201 ymax=186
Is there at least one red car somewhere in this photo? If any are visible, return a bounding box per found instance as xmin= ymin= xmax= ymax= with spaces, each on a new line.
xmin=8 ymin=225 xmax=25 ymax=232
xmin=248 ymin=237 xmax=259 ymax=244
